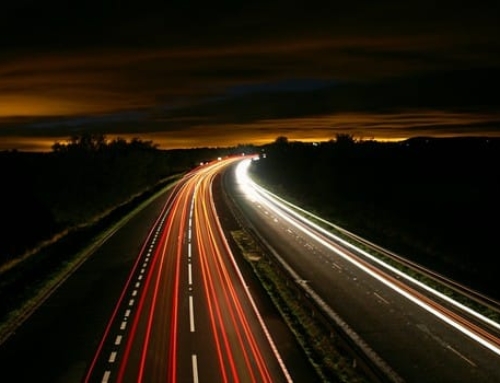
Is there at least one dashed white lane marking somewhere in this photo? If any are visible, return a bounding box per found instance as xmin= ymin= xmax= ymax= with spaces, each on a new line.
xmin=188 ymin=244 xmax=192 ymax=258
xmin=374 ymin=292 xmax=389 ymax=304
xmin=101 ymin=370 xmax=111 ymax=383
xmin=99 ymin=214 xmax=166 ymax=381
xmin=109 ymin=351 xmax=117 ymax=363
xmin=188 ymin=263 xmax=193 ymax=285
xmin=192 ymin=354 xmax=199 ymax=383
xmin=115 ymin=335 xmax=122 ymax=345
xmin=331 ymin=262 xmax=342 ymax=270
xmin=447 ymin=345 xmax=477 ymax=367
xmin=189 ymin=296 xmax=195 ymax=332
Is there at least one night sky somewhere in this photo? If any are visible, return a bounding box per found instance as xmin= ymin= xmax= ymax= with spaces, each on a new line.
xmin=1 ymin=1 xmax=500 ymax=151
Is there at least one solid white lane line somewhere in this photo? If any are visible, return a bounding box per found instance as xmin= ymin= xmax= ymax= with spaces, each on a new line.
xmin=189 ymin=296 xmax=195 ymax=332
xmin=192 ymin=354 xmax=199 ymax=383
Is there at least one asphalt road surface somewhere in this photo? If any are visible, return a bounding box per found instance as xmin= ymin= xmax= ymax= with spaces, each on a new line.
xmin=224 ymin=158 xmax=500 ymax=383
xmin=0 ymin=156 xmax=316 ymax=383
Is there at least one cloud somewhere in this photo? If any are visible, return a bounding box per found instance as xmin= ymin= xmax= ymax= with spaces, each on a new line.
xmin=1 ymin=1 xmax=499 ymax=150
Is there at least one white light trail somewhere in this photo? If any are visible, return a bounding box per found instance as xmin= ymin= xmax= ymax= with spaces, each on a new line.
xmin=235 ymin=159 xmax=500 ymax=356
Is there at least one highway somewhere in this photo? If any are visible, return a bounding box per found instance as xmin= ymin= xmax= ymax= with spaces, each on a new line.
xmin=84 ymin=157 xmax=294 ymax=382
xmin=0 ymin=156 xmax=315 ymax=383
xmin=3 ymin=154 xmax=498 ymax=383
xmin=223 ymin=158 xmax=500 ymax=383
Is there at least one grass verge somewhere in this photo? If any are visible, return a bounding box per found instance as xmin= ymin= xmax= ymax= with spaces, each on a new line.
xmin=231 ymin=229 xmax=369 ymax=383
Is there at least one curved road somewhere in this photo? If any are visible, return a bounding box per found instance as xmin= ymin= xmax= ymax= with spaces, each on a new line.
xmin=0 ymin=156 xmax=314 ymax=383
xmin=84 ymin=157 xmax=294 ymax=382
xmin=225 ymin=158 xmax=500 ymax=383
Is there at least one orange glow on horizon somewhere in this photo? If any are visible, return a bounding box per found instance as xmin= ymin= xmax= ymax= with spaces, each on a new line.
xmin=2 ymin=109 xmax=500 ymax=152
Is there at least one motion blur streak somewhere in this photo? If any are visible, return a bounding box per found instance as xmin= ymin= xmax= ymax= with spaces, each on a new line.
xmin=237 ymin=159 xmax=500 ymax=357
xmin=83 ymin=185 xmax=178 ymax=383
xmin=116 ymin=195 xmax=178 ymax=382
xmin=195 ymin=164 xmax=273 ymax=382
xmin=85 ymin=156 xmax=291 ymax=382
xmin=244 ymin=167 xmax=500 ymax=333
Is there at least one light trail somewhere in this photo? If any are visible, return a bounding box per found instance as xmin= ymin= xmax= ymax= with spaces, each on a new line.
xmin=196 ymin=164 xmax=268 ymax=382
xmin=83 ymin=181 xmax=178 ymax=383
xmin=249 ymin=172 xmax=500 ymax=332
xmin=116 ymin=193 xmax=179 ymax=382
xmin=236 ymin=159 xmax=500 ymax=357
xmin=85 ymin=156 xmax=291 ymax=382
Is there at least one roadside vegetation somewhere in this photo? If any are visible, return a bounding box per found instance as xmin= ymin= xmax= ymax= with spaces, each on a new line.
xmin=0 ymin=133 xmax=252 ymax=333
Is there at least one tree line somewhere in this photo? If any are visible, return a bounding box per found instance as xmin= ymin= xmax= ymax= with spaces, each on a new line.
xmin=0 ymin=133 xmax=243 ymax=265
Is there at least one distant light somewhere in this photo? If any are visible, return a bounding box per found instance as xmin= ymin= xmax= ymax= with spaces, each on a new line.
xmin=217 ymin=157 xmax=222 ymax=161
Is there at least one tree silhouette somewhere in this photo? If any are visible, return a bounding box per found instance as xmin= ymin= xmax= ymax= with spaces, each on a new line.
xmin=274 ymin=136 xmax=289 ymax=146
xmin=52 ymin=132 xmax=106 ymax=153
xmin=334 ymin=133 xmax=356 ymax=147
